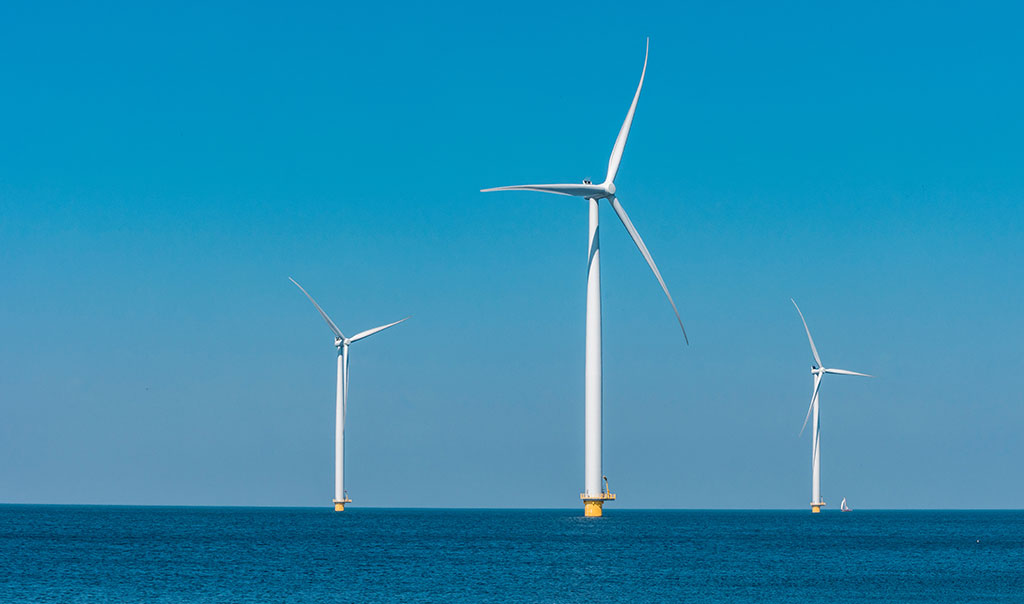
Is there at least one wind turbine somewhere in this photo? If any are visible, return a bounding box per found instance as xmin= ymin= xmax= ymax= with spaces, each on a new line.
xmin=482 ymin=39 xmax=687 ymax=517
xmin=290 ymin=277 xmax=407 ymax=511
xmin=791 ymin=298 xmax=873 ymax=513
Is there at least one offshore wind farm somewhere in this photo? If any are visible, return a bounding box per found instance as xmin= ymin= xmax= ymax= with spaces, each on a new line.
xmin=2 ymin=2 xmax=1024 ymax=602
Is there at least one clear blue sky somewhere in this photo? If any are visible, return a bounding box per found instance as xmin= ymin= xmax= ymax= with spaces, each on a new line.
xmin=1 ymin=1 xmax=1021 ymax=509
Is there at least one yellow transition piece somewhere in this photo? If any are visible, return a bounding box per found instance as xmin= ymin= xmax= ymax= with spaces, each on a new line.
xmin=581 ymin=492 xmax=616 ymax=517
xmin=584 ymin=500 xmax=604 ymax=517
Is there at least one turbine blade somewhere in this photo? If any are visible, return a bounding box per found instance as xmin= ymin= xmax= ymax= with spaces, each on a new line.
xmin=343 ymin=349 xmax=349 ymax=419
xmin=791 ymin=299 xmax=822 ymax=368
xmin=604 ymin=38 xmax=649 ymax=186
xmin=481 ymin=183 xmax=608 ymax=198
xmin=290 ymin=277 xmax=344 ymax=340
xmin=799 ymin=377 xmax=823 ymax=437
xmin=610 ymin=196 xmax=688 ymax=344
xmin=349 ymin=317 xmax=409 ymax=343
xmin=826 ymin=368 xmax=874 ymax=378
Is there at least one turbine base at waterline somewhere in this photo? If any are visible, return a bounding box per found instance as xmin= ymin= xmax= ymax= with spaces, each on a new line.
xmin=580 ymin=492 xmax=617 ymax=517
xmin=333 ymin=497 xmax=353 ymax=512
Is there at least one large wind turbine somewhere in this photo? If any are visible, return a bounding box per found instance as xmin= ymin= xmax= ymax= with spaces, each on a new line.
xmin=482 ymin=39 xmax=687 ymax=517
xmin=791 ymin=299 xmax=873 ymax=513
xmin=290 ymin=277 xmax=407 ymax=511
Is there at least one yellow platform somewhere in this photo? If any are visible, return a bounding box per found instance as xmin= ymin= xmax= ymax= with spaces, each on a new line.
xmin=581 ymin=492 xmax=616 ymax=517
xmin=333 ymin=498 xmax=352 ymax=512
xmin=811 ymin=502 xmax=825 ymax=514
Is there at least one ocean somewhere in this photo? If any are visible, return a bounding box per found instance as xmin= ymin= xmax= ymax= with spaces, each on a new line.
xmin=2 ymin=506 xmax=1021 ymax=602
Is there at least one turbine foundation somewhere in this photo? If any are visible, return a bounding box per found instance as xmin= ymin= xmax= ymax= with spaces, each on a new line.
xmin=333 ymin=498 xmax=352 ymax=512
xmin=811 ymin=502 xmax=824 ymax=514
xmin=581 ymin=492 xmax=616 ymax=517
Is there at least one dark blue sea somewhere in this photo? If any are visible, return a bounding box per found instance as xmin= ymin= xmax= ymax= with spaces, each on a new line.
xmin=2 ymin=506 xmax=1022 ymax=602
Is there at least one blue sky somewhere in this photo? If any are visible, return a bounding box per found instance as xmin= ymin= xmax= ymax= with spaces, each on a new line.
xmin=1 ymin=1 xmax=1021 ymax=509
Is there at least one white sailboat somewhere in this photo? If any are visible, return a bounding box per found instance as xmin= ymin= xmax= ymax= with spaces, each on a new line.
xmin=841 ymin=497 xmax=851 ymax=512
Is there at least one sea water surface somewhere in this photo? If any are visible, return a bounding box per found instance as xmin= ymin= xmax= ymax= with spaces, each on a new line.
xmin=1 ymin=506 xmax=1021 ymax=602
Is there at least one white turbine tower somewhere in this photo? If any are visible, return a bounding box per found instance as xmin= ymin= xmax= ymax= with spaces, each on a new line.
xmin=791 ymin=299 xmax=873 ymax=513
xmin=482 ymin=39 xmax=687 ymax=517
xmin=290 ymin=277 xmax=407 ymax=511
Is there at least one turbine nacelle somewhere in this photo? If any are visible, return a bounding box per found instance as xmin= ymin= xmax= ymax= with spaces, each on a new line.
xmin=335 ymin=336 xmax=344 ymax=348
xmin=580 ymin=179 xmax=616 ymax=199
